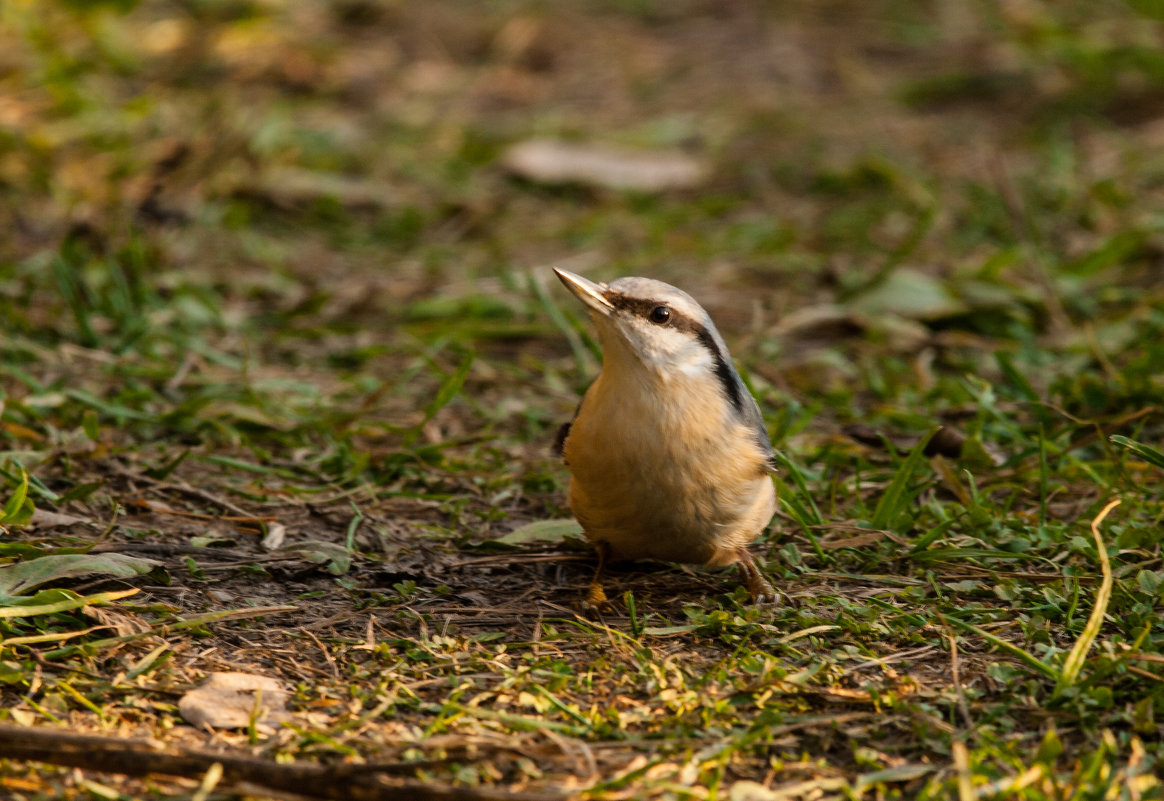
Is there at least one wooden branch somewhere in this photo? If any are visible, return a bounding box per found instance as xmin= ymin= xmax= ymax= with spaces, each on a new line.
xmin=0 ymin=724 xmax=565 ymax=801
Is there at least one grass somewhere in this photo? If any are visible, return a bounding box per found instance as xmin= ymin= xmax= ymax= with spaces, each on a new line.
xmin=2 ymin=0 xmax=1164 ymax=798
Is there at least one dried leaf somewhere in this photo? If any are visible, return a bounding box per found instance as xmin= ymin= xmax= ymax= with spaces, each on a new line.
xmin=819 ymin=531 xmax=887 ymax=550
xmin=29 ymin=509 xmax=92 ymax=529
xmin=853 ymin=763 xmax=935 ymax=789
xmin=503 ymin=139 xmax=709 ymax=191
xmin=244 ymin=167 xmax=396 ymax=210
xmin=178 ymin=672 xmax=288 ymax=732
xmin=280 ymin=541 xmax=351 ymax=574
xmin=844 ymin=424 xmax=965 ymax=459
xmin=261 ymin=522 xmax=287 ymax=551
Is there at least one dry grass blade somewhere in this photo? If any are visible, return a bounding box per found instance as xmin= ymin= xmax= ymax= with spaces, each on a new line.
xmin=0 ymin=588 xmax=138 ymax=619
xmin=38 ymin=605 xmax=299 ymax=660
xmin=1055 ymin=498 xmax=1121 ymax=696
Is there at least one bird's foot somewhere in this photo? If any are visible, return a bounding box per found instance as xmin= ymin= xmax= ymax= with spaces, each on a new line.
xmin=744 ymin=572 xmax=779 ymax=605
xmin=736 ymin=550 xmax=779 ymax=606
xmin=582 ymin=541 xmax=611 ymax=612
xmin=584 ymin=580 xmax=609 ymax=611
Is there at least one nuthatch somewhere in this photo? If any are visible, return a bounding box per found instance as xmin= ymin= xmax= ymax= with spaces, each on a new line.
xmin=553 ymin=268 xmax=778 ymax=606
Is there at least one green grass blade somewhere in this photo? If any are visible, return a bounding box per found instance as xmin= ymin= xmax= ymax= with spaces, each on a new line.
xmin=870 ymin=428 xmax=937 ymax=531
xmin=771 ymin=452 xmax=823 ymax=526
xmin=411 ymin=353 xmax=474 ymax=444
xmin=1111 ymin=435 xmax=1164 ymax=471
xmin=945 ymin=616 xmax=1057 ymax=680
xmin=0 ymin=469 xmax=30 ymax=524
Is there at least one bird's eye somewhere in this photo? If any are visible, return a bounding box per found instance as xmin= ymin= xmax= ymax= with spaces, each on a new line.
xmin=648 ymin=305 xmax=672 ymax=325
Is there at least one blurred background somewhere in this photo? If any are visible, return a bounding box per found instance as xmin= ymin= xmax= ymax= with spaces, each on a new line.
xmin=1 ymin=0 xmax=1162 ymax=501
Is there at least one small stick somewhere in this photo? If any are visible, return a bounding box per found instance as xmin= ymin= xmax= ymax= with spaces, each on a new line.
xmin=0 ymin=724 xmax=563 ymax=801
xmin=946 ymin=630 xmax=973 ymax=731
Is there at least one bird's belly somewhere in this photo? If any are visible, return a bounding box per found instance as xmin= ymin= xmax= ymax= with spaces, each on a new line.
xmin=566 ymin=445 xmax=775 ymax=566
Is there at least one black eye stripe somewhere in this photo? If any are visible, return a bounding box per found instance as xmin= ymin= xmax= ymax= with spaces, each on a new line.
xmin=606 ymin=294 xmax=694 ymax=330
xmin=605 ymin=290 xmax=746 ymax=414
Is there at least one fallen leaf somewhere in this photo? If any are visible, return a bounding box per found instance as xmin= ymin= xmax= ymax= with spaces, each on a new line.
xmin=502 ymin=139 xmax=709 ymax=191
xmin=178 ymin=672 xmax=288 ymax=732
xmin=844 ymin=424 xmax=965 ymax=458
xmin=770 ymin=304 xmax=864 ymax=340
xmin=854 ymin=763 xmax=935 ymax=789
xmin=83 ymin=605 xmax=150 ymax=637
xmin=770 ymin=303 xmax=930 ymax=352
xmin=496 ymin=518 xmax=584 ymax=545
xmin=849 ymin=269 xmax=964 ymax=320
xmin=242 ymin=167 xmax=395 ymax=210
xmin=819 ymin=531 xmax=888 ymax=550
xmin=29 ymin=509 xmax=91 ymax=529
xmin=0 ymin=553 xmax=159 ymax=600
xmin=261 ymin=521 xmax=287 ymax=551
xmin=280 ymin=541 xmax=351 ymax=574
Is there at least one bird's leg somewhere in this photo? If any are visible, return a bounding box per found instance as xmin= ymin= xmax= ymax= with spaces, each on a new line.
xmin=736 ymin=549 xmax=777 ymax=604
xmin=585 ymin=541 xmax=611 ymax=609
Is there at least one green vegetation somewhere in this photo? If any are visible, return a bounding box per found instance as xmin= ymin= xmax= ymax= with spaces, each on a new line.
xmin=1 ymin=0 xmax=1163 ymax=798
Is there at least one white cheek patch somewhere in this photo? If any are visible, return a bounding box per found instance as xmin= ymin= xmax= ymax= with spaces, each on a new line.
xmin=622 ymin=323 xmax=713 ymax=375
xmin=674 ymin=342 xmax=714 ymax=376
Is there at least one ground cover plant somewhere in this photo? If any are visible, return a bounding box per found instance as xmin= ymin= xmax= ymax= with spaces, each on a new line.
xmin=1 ymin=0 xmax=1163 ymax=798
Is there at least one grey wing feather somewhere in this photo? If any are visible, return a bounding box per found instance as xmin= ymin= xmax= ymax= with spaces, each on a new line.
xmin=742 ymin=391 xmax=779 ymax=473
xmin=699 ymin=320 xmax=777 ymax=472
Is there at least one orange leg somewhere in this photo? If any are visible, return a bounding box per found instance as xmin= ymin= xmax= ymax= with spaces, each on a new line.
xmin=585 ymin=541 xmax=611 ymax=609
xmin=736 ymin=549 xmax=777 ymax=604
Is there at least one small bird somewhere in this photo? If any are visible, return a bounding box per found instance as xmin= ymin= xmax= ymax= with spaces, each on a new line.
xmin=552 ymin=268 xmax=778 ymax=606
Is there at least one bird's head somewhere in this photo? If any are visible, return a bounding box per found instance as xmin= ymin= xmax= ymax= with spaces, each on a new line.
xmin=553 ymin=267 xmax=737 ymax=387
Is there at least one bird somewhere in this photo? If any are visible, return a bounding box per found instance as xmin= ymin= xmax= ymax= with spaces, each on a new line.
xmin=552 ymin=267 xmax=778 ymax=606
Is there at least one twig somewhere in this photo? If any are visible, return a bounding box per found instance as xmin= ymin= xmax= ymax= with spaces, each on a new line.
xmin=113 ymin=464 xmax=259 ymax=520
xmin=945 ymin=630 xmax=973 ymax=731
xmin=300 ymin=628 xmax=341 ymax=681
xmin=1126 ymin=665 xmax=1164 ymax=684
xmin=0 ymin=724 xmax=564 ymax=801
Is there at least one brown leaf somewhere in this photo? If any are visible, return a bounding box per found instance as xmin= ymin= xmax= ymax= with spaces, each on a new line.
xmin=178 ymin=672 xmax=289 ymax=732
xmin=844 ymin=424 xmax=965 ymax=459
xmin=29 ymin=509 xmax=91 ymax=530
xmin=502 ymin=139 xmax=710 ymax=191
xmin=819 ymin=531 xmax=886 ymax=551
xmin=82 ymin=605 xmax=149 ymax=637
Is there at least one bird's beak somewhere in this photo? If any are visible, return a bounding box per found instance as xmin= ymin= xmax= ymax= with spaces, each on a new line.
xmin=553 ymin=268 xmax=614 ymax=317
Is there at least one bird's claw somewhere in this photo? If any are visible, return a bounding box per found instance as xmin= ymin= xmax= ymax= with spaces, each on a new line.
xmin=584 ymin=580 xmax=609 ymax=612
xmin=736 ymin=551 xmax=779 ymax=607
xmin=745 ymin=575 xmax=780 ymax=606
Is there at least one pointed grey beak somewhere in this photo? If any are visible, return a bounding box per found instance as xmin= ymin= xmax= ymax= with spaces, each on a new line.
xmin=553 ymin=268 xmax=614 ymax=317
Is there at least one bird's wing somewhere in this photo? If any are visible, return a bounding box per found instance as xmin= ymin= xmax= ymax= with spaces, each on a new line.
xmin=551 ymin=394 xmax=588 ymax=462
xmin=699 ymin=320 xmax=778 ymax=473
xmin=719 ymin=355 xmax=778 ymax=474
xmin=552 ymin=421 xmax=571 ymax=458
xmin=747 ymin=395 xmax=780 ymax=474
